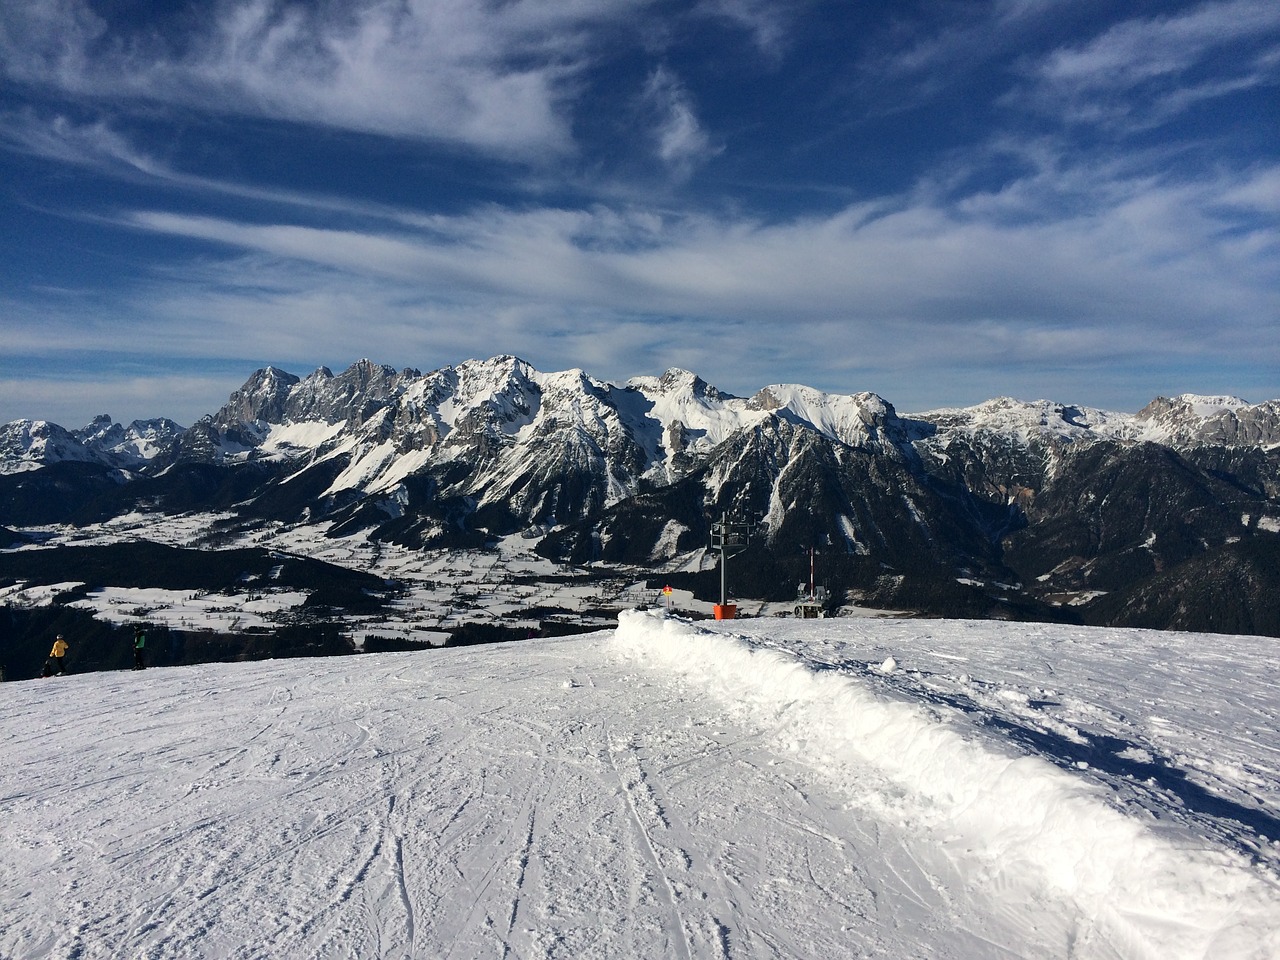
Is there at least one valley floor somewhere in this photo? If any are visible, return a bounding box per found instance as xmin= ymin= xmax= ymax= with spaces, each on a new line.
xmin=1 ymin=615 xmax=1277 ymax=959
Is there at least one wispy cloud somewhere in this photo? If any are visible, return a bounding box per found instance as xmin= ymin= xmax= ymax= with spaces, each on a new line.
xmin=864 ymin=0 xmax=1280 ymax=134
xmin=76 ymin=153 xmax=1273 ymax=408
xmin=643 ymin=67 xmax=721 ymax=177
xmin=867 ymin=0 xmax=1072 ymax=101
xmin=696 ymin=0 xmax=797 ymax=62
xmin=0 ymin=0 xmax=661 ymax=157
xmin=0 ymin=110 xmax=168 ymax=178
xmin=8 ymin=146 xmax=1277 ymax=421
xmin=1034 ymin=0 xmax=1280 ymax=89
xmin=114 ymin=158 xmax=1276 ymax=314
xmin=1016 ymin=0 xmax=1280 ymax=129
xmin=0 ymin=111 xmax=548 ymax=228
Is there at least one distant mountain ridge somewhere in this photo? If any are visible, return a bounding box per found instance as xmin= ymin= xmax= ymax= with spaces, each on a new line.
xmin=0 ymin=415 xmax=184 ymax=474
xmin=2 ymin=358 xmax=1279 ymax=636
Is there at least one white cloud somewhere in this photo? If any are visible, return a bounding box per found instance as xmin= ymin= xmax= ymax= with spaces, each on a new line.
xmin=117 ymin=163 xmax=1275 ymax=319
xmin=864 ymin=0 xmax=1280 ymax=134
xmin=1020 ymin=0 xmax=1280 ymax=128
xmin=870 ymin=0 xmax=1072 ymax=89
xmin=0 ymin=0 xmax=664 ymax=157
xmin=643 ymin=67 xmax=721 ymax=177
xmin=0 ymin=111 xmax=169 ymax=178
xmin=80 ymin=155 xmax=1275 ymax=407
xmin=7 ymin=146 xmax=1278 ymax=424
xmin=697 ymin=0 xmax=794 ymax=61
xmin=1220 ymin=167 xmax=1280 ymax=214
xmin=2 ymin=1 xmax=1276 ymax=422
xmin=1036 ymin=0 xmax=1280 ymax=89
xmin=0 ymin=368 xmax=236 ymax=428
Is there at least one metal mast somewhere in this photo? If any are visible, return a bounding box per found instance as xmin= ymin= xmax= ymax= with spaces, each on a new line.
xmin=709 ymin=510 xmax=750 ymax=610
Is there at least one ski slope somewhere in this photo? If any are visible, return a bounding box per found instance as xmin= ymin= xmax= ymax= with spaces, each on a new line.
xmin=2 ymin=614 xmax=1277 ymax=959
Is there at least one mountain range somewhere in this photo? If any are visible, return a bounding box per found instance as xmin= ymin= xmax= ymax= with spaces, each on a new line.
xmin=3 ymin=357 xmax=1279 ymax=636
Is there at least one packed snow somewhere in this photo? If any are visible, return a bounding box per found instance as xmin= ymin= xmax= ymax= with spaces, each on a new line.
xmin=3 ymin=612 xmax=1277 ymax=959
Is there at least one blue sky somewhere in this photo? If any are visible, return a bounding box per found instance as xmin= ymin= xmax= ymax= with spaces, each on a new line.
xmin=1 ymin=0 xmax=1277 ymax=428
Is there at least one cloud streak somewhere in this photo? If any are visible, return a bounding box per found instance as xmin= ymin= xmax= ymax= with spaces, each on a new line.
xmin=1013 ymin=0 xmax=1280 ymax=130
xmin=644 ymin=67 xmax=721 ymax=177
xmin=0 ymin=0 xmax=662 ymax=156
xmin=117 ymin=159 xmax=1279 ymax=331
xmin=13 ymin=148 xmax=1246 ymax=424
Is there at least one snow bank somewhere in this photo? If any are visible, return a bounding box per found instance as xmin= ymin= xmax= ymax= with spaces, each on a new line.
xmin=614 ymin=611 xmax=1280 ymax=960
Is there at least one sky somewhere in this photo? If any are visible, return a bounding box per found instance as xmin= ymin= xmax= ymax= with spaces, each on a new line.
xmin=0 ymin=0 xmax=1277 ymax=428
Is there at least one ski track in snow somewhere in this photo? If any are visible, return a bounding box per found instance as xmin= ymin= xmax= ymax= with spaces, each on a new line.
xmin=2 ymin=615 xmax=1278 ymax=959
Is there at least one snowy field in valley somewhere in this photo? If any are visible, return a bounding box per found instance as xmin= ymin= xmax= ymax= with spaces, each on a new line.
xmin=4 ymin=513 xmax=681 ymax=640
xmin=2 ymin=612 xmax=1278 ymax=959
xmin=2 ymin=512 xmax=814 ymax=644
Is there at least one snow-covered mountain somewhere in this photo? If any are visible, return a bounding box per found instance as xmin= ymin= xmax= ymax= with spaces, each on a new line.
xmin=2 ymin=358 xmax=1279 ymax=636
xmin=0 ymin=414 xmax=184 ymax=475
xmin=162 ymin=357 xmax=913 ymax=508
xmin=0 ymin=419 xmax=107 ymax=474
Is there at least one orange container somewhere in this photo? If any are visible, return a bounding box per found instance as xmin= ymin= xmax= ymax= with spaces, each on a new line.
xmin=713 ymin=604 xmax=737 ymax=620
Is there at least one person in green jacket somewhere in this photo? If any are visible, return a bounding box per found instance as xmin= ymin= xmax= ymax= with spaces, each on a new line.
xmin=132 ymin=626 xmax=146 ymax=671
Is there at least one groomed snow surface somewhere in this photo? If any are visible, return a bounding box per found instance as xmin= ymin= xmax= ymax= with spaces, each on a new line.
xmin=3 ymin=614 xmax=1278 ymax=959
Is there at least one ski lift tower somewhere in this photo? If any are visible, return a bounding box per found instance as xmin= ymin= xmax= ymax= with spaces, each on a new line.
xmin=710 ymin=510 xmax=750 ymax=619
xmin=795 ymin=546 xmax=827 ymax=618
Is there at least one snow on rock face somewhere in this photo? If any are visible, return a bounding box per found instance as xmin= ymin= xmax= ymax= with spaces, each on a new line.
xmin=624 ymin=367 xmax=764 ymax=463
xmin=13 ymin=359 xmax=1279 ymax=571
xmin=1135 ymin=395 xmax=1280 ymax=448
xmin=648 ymin=519 xmax=689 ymax=561
xmin=913 ymin=392 xmax=1280 ymax=452
xmin=1143 ymin=395 xmax=1251 ymax=420
xmin=212 ymin=365 xmax=301 ymax=428
xmin=112 ymin=418 xmax=185 ymax=461
xmin=0 ymin=415 xmax=180 ymax=473
xmin=438 ymin=355 xmax=540 ymax=437
xmin=750 ymin=384 xmax=901 ymax=450
xmin=613 ymin=611 xmax=1280 ymax=960
xmin=622 ymin=374 xmax=901 ymax=461
xmin=913 ymin=397 xmax=1128 ymax=447
xmin=0 ymin=420 xmax=102 ymax=471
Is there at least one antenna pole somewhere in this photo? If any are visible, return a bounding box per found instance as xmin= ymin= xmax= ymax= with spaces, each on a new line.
xmin=710 ymin=509 xmax=749 ymax=618
xmin=721 ymin=511 xmax=728 ymax=606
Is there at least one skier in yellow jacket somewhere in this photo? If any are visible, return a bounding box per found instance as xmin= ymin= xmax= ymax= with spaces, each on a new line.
xmin=47 ymin=635 xmax=69 ymax=676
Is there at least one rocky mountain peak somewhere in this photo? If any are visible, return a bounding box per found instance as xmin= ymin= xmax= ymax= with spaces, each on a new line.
xmin=623 ymin=368 xmax=728 ymax=405
xmin=746 ymin=384 xmax=901 ymax=451
xmin=212 ymin=366 xmax=301 ymax=429
xmin=0 ymin=420 xmax=76 ymax=467
xmin=1134 ymin=394 xmax=1280 ymax=448
xmin=657 ymin=368 xmax=723 ymax=400
xmin=1137 ymin=394 xmax=1248 ymax=422
xmin=75 ymin=414 xmax=126 ymax=447
xmin=914 ymin=396 xmax=1126 ymax=447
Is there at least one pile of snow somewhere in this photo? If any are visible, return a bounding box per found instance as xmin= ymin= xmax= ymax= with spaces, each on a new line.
xmin=614 ymin=611 xmax=1280 ymax=960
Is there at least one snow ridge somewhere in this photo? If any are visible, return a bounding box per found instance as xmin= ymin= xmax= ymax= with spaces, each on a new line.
xmin=613 ymin=611 xmax=1280 ymax=960
xmin=915 ymin=394 xmax=1280 ymax=450
xmin=0 ymin=416 xmax=183 ymax=473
